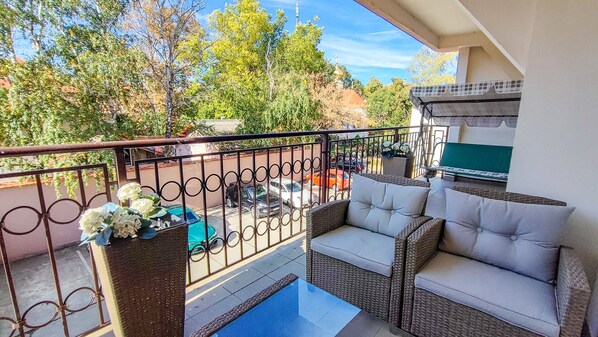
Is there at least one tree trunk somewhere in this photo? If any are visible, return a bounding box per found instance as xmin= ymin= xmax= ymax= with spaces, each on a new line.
xmin=164 ymin=65 xmax=174 ymax=139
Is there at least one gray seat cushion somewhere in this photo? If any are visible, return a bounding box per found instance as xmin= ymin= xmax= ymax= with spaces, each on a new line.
xmin=310 ymin=225 xmax=395 ymax=277
xmin=347 ymin=174 xmax=430 ymax=237
xmin=439 ymin=189 xmax=574 ymax=283
xmin=416 ymin=252 xmax=559 ymax=337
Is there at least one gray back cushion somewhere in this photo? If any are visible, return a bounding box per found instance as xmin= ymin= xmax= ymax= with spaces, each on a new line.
xmin=439 ymin=189 xmax=574 ymax=283
xmin=347 ymin=175 xmax=430 ymax=237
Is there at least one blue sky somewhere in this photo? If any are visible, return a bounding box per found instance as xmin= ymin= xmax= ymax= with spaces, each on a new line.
xmin=201 ymin=0 xmax=425 ymax=84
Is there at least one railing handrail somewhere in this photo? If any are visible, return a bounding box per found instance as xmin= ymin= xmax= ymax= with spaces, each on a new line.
xmin=0 ymin=126 xmax=420 ymax=158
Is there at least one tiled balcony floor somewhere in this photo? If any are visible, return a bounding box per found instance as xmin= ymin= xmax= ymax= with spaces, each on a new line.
xmin=95 ymin=177 xmax=507 ymax=337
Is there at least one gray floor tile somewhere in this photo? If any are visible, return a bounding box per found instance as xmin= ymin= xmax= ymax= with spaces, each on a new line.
xmin=185 ymin=285 xmax=232 ymax=318
xmin=274 ymin=240 xmax=306 ymax=260
xmin=248 ymin=252 xmax=292 ymax=274
xmin=219 ymin=267 xmax=265 ymax=293
xmin=267 ymin=260 xmax=306 ymax=281
xmin=189 ymin=295 xmax=242 ymax=329
xmin=184 ymin=317 xmax=202 ymax=337
xmin=294 ymin=253 xmax=306 ymax=266
xmin=233 ymin=275 xmax=277 ymax=302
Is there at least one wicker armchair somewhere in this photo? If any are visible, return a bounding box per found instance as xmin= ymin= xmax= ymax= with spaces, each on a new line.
xmin=401 ymin=187 xmax=591 ymax=337
xmin=306 ymin=173 xmax=431 ymax=328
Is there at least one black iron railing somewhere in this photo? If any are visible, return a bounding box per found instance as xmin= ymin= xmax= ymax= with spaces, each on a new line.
xmin=0 ymin=125 xmax=446 ymax=336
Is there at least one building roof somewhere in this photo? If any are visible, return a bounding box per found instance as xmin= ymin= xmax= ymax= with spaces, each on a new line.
xmin=0 ymin=78 xmax=9 ymax=89
xmin=342 ymin=89 xmax=365 ymax=108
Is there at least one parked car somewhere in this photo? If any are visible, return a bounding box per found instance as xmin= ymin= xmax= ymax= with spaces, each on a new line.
xmin=225 ymin=183 xmax=281 ymax=218
xmin=268 ymin=178 xmax=316 ymax=208
xmin=330 ymin=153 xmax=364 ymax=173
xmin=304 ymin=169 xmax=351 ymax=190
xmin=166 ymin=205 xmax=218 ymax=255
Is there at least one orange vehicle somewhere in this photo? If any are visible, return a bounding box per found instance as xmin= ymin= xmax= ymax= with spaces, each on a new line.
xmin=305 ymin=169 xmax=351 ymax=190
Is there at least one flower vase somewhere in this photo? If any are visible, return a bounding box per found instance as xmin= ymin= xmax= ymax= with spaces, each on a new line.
xmin=382 ymin=156 xmax=414 ymax=178
xmin=91 ymin=224 xmax=188 ymax=337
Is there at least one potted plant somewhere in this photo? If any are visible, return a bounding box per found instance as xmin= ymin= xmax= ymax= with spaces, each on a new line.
xmin=381 ymin=141 xmax=414 ymax=178
xmin=80 ymin=182 xmax=187 ymax=337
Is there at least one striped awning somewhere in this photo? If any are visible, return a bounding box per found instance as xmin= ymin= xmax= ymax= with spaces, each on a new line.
xmin=409 ymin=80 xmax=523 ymax=128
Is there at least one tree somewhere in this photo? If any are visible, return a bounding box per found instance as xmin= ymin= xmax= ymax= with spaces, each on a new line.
xmin=365 ymin=78 xmax=412 ymax=128
xmin=350 ymin=78 xmax=364 ymax=95
xmin=127 ymin=0 xmax=206 ymax=138
xmin=364 ymin=77 xmax=383 ymax=99
xmin=408 ymin=47 xmax=457 ymax=85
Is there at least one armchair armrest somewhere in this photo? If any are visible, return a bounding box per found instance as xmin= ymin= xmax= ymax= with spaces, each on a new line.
xmin=400 ymin=218 xmax=445 ymax=331
xmin=556 ymin=247 xmax=591 ymax=337
xmin=305 ymin=199 xmax=350 ymax=283
xmin=306 ymin=199 xmax=350 ymax=240
xmin=389 ymin=216 xmax=432 ymax=327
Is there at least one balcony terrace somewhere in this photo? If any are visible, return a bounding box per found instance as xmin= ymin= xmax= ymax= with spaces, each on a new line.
xmin=0 ymin=126 xmax=448 ymax=337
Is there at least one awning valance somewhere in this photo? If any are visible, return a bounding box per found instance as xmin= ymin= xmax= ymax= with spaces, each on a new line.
xmin=409 ymin=80 xmax=523 ymax=128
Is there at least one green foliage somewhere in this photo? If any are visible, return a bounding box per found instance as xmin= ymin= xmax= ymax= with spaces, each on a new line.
xmin=366 ymin=78 xmax=412 ymax=128
xmin=364 ymin=77 xmax=383 ymax=99
xmin=408 ymin=47 xmax=457 ymax=86
xmin=265 ymin=71 xmax=320 ymax=132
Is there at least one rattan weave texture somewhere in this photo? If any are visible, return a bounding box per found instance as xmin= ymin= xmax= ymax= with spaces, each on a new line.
xmin=306 ymin=174 xmax=431 ymax=327
xmin=94 ymin=224 xmax=188 ymax=337
xmin=403 ymin=187 xmax=591 ymax=337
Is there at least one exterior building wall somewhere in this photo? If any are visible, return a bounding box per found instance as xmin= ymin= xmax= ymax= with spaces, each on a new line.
xmin=465 ymin=46 xmax=512 ymax=82
xmin=508 ymin=0 xmax=598 ymax=288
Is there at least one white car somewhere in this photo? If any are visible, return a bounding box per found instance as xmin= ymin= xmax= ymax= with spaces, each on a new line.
xmin=268 ymin=178 xmax=316 ymax=208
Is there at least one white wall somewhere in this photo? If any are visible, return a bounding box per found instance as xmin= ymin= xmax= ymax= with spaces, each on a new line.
xmin=457 ymin=0 xmax=536 ymax=73
xmin=508 ymin=0 xmax=598 ymax=289
xmin=465 ymin=47 xmax=511 ymax=83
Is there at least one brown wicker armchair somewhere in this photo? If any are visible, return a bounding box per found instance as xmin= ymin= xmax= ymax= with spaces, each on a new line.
xmin=401 ymin=187 xmax=591 ymax=337
xmin=306 ymin=173 xmax=432 ymax=329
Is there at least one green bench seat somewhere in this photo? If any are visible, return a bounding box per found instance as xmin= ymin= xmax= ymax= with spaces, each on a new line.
xmin=427 ymin=143 xmax=513 ymax=182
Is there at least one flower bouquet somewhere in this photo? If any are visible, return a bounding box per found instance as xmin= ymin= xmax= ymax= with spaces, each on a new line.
xmin=80 ymin=182 xmax=168 ymax=246
xmin=381 ymin=141 xmax=414 ymax=178
xmin=381 ymin=140 xmax=412 ymax=158
xmin=81 ymin=182 xmax=187 ymax=337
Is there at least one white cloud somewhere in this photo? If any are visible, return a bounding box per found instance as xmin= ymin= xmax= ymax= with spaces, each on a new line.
xmin=367 ymin=30 xmax=406 ymax=42
xmin=320 ymin=35 xmax=414 ymax=70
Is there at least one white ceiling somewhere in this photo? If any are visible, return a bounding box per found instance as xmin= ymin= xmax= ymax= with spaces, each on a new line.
xmin=394 ymin=0 xmax=479 ymax=36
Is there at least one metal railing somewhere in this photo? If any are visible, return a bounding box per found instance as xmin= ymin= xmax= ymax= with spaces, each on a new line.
xmin=0 ymin=125 xmax=446 ymax=336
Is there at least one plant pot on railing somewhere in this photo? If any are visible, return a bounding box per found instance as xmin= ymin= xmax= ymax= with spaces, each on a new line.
xmin=381 ymin=140 xmax=414 ymax=178
xmin=91 ymin=224 xmax=187 ymax=337
xmin=382 ymin=156 xmax=414 ymax=178
xmin=80 ymin=182 xmax=188 ymax=337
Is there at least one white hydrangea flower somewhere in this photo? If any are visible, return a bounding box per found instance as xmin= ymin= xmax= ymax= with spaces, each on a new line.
xmin=130 ymin=198 xmax=154 ymax=217
xmin=382 ymin=141 xmax=392 ymax=147
xmin=79 ymin=207 xmax=109 ymax=236
xmin=391 ymin=142 xmax=402 ymax=151
xmin=117 ymin=182 xmax=142 ymax=202
xmin=400 ymin=143 xmax=411 ymax=153
xmin=111 ymin=208 xmax=142 ymax=239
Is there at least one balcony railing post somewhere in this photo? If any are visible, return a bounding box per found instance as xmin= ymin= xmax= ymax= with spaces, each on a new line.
xmin=393 ymin=127 xmax=400 ymax=143
xmin=114 ymin=147 xmax=129 ymax=187
xmin=320 ymin=133 xmax=330 ymax=204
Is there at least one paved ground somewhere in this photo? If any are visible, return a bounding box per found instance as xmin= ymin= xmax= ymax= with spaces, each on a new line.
xmin=1 ymin=177 xmax=504 ymax=337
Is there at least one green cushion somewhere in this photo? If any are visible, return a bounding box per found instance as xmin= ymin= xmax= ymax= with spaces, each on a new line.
xmin=440 ymin=143 xmax=513 ymax=174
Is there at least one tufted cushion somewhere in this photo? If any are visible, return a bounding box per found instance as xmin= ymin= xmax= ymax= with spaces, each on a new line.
xmin=346 ymin=174 xmax=430 ymax=237
xmin=439 ymin=189 xmax=574 ymax=283
xmin=311 ymin=225 xmax=395 ymax=277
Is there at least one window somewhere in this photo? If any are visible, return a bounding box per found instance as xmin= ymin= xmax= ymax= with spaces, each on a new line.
xmin=284 ymin=182 xmax=302 ymax=192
